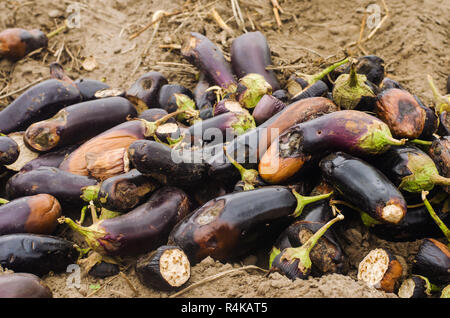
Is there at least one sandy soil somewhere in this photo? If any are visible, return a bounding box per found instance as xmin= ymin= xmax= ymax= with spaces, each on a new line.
xmin=0 ymin=0 xmax=448 ymax=298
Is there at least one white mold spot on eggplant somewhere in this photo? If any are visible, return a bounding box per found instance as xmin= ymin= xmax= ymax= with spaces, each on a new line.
xmin=195 ymin=200 xmax=225 ymax=225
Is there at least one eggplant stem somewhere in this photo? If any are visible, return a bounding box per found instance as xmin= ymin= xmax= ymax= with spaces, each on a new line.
xmin=387 ymin=136 xmax=407 ymax=146
xmin=430 ymin=175 xmax=450 ymax=187
xmin=309 ymin=57 xmax=350 ymax=84
xmin=409 ymin=139 xmax=433 ymax=146
xmin=422 ymin=191 xmax=450 ymax=242
xmin=427 ymin=75 xmax=447 ymax=114
xmin=223 ymin=146 xmax=259 ymax=189
xmin=291 ymin=189 xmax=333 ymax=218
xmin=144 ymin=109 xmax=186 ymax=137
xmin=348 ymin=59 xmax=359 ymax=87
xmin=77 ymin=205 xmax=88 ymax=225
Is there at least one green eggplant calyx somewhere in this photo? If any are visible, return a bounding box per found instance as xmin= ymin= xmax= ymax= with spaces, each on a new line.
xmin=360 ymin=211 xmax=382 ymax=227
xmin=58 ymin=216 xmax=106 ymax=252
xmin=230 ymin=112 xmax=256 ymax=136
xmin=399 ymin=153 xmax=443 ymax=192
xmin=174 ymin=93 xmax=200 ymax=124
xmin=307 ymin=57 xmax=350 ymax=85
xmin=81 ymin=185 xmax=100 ymax=203
xmin=280 ymin=214 xmax=344 ymax=276
xmin=422 ymin=191 xmax=450 ymax=243
xmin=359 ymin=122 xmax=406 ymax=154
xmin=237 ymin=73 xmax=272 ymax=109
xmin=291 ymin=189 xmax=333 ymax=218
xmin=269 ymin=247 xmax=281 ymax=269
xmin=99 ymin=208 xmax=121 ymax=220
xmin=427 ymin=75 xmax=450 ymax=115
xmin=224 ymin=146 xmax=260 ymax=190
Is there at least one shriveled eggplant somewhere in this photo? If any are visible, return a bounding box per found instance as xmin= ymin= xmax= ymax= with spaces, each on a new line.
xmin=127 ymin=72 xmax=168 ymax=108
xmin=0 ymin=273 xmax=52 ymax=298
xmin=74 ymin=78 xmax=110 ymax=101
xmin=0 ymin=28 xmax=48 ymax=60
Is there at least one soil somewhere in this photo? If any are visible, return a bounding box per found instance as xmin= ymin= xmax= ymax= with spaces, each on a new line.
xmin=0 ymin=0 xmax=449 ymax=298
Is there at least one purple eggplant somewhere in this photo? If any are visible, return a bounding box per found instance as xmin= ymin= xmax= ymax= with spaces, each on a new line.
xmin=398 ymin=275 xmax=434 ymax=298
xmin=0 ymin=273 xmax=52 ymax=298
xmin=20 ymin=143 xmax=79 ymax=172
xmin=158 ymin=84 xmax=194 ymax=113
xmin=412 ymin=238 xmax=450 ymax=285
xmin=194 ymin=72 xmax=216 ymax=111
xmin=0 ymin=135 xmax=19 ymax=166
xmin=0 ymin=28 xmax=48 ymax=60
xmin=272 ymin=89 xmax=289 ymax=103
xmin=252 ymin=94 xmax=286 ymax=125
xmin=428 ymin=136 xmax=450 ymax=193
xmin=74 ymin=78 xmax=110 ymax=101
xmin=127 ymin=72 xmax=168 ymax=108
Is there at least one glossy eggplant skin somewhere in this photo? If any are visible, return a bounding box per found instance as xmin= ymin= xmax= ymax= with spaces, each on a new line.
xmin=0 ymin=28 xmax=48 ymax=60
xmin=74 ymin=78 xmax=110 ymax=101
xmin=138 ymin=108 xmax=174 ymax=123
xmin=25 ymin=97 xmax=137 ymax=152
xmin=98 ymin=169 xmax=159 ymax=213
xmin=289 ymin=80 xmax=329 ymax=103
xmin=252 ymin=94 xmax=286 ymax=126
xmin=158 ymin=84 xmax=194 ymax=113
xmin=0 ymin=234 xmax=79 ymax=277
xmin=230 ymin=31 xmax=280 ymax=91
xmin=128 ymin=140 xmax=208 ymax=187
xmin=6 ymin=166 xmax=98 ymax=206
xmin=168 ymin=186 xmax=298 ymax=265
xmin=320 ymin=152 xmax=407 ymax=224
xmin=412 ymin=238 xmax=450 ymax=285
xmin=88 ymin=186 xmax=190 ymax=257
xmin=0 ymin=273 xmax=52 ymax=298
xmin=20 ymin=144 xmax=79 ymax=172
xmin=0 ymin=135 xmax=19 ymax=166
xmin=127 ymin=72 xmax=168 ymax=108
xmin=0 ymin=79 xmax=82 ymax=134
xmin=0 ymin=194 xmax=61 ymax=236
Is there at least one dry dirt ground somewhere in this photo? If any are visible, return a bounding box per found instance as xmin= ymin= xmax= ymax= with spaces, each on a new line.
xmin=0 ymin=0 xmax=449 ymax=298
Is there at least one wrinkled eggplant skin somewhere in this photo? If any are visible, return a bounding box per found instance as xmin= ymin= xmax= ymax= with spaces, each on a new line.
xmin=127 ymin=72 xmax=168 ymax=108
xmin=99 ymin=169 xmax=158 ymax=213
xmin=88 ymin=261 xmax=119 ymax=278
xmin=0 ymin=234 xmax=79 ymax=277
xmin=320 ymin=152 xmax=407 ymax=223
xmin=0 ymin=28 xmax=48 ymax=60
xmin=74 ymin=78 xmax=110 ymax=101
xmin=128 ymin=140 xmax=208 ymax=187
xmin=158 ymin=84 xmax=194 ymax=113
xmin=428 ymin=136 xmax=450 ymax=193
xmin=6 ymin=166 xmax=98 ymax=206
xmin=412 ymin=238 xmax=450 ymax=285
xmin=0 ymin=273 xmax=52 ymax=298
xmin=230 ymin=31 xmax=280 ymax=91
xmin=289 ymin=80 xmax=329 ymax=103
xmin=0 ymin=135 xmax=19 ymax=166
xmin=0 ymin=79 xmax=82 ymax=134
xmin=95 ymin=187 xmax=191 ymax=257
xmin=20 ymin=144 xmax=79 ymax=172
xmin=168 ymin=186 xmax=298 ymax=265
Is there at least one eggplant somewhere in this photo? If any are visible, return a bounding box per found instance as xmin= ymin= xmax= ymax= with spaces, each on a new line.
xmin=190 ymin=179 xmax=228 ymax=207
xmin=157 ymin=84 xmax=195 ymax=114
xmin=289 ymin=80 xmax=329 ymax=103
xmin=230 ymin=31 xmax=280 ymax=91
xmin=88 ymin=261 xmax=120 ymax=278
xmin=0 ymin=234 xmax=79 ymax=276
xmin=412 ymin=238 xmax=450 ymax=285
xmin=272 ymin=89 xmax=289 ymax=103
xmin=259 ymin=110 xmax=406 ymax=184
xmin=0 ymin=79 xmax=82 ymax=134
xmin=60 ymin=186 xmax=191 ymax=257
xmin=49 ymin=62 xmax=76 ymax=87
xmin=398 ymin=275 xmax=434 ymax=298
xmin=194 ymin=72 xmax=216 ymax=111
xmin=20 ymin=143 xmax=79 ymax=172
xmin=213 ymin=99 xmax=245 ymax=117
xmin=0 ymin=135 xmax=19 ymax=166
xmin=128 ymin=140 xmax=209 ymax=187
xmin=127 ymin=72 xmax=168 ymax=108
xmin=0 ymin=28 xmax=48 ymax=60
xmin=270 ymin=213 xmax=344 ymax=280
xmin=320 ymin=152 xmax=407 ymax=224
xmin=380 ymin=77 xmax=404 ymax=91
xmin=74 ymin=78 xmax=110 ymax=101
xmin=168 ymin=186 xmax=333 ymax=265
xmin=0 ymin=194 xmax=61 ymax=235
xmin=3 ymin=131 xmax=39 ymax=172
xmin=414 ymin=95 xmax=438 ymax=140
xmin=428 ymin=136 xmax=450 ymax=193
xmin=0 ymin=273 xmax=52 ymax=298
xmin=138 ymin=108 xmax=172 ymax=123
xmin=6 ymin=166 xmax=98 ymax=207
xmin=24 ymin=97 xmax=138 ymax=152
xmin=85 ymin=147 xmax=130 ymax=181
xmin=182 ymin=32 xmax=237 ymax=91
xmin=235 ymin=73 xmax=272 ymax=109
xmin=136 ymin=245 xmax=191 ymax=291
xmin=357 ymin=248 xmax=403 ymax=293
xmin=438 ymin=112 xmax=450 ymax=136
xmin=252 ymin=94 xmax=286 ymax=125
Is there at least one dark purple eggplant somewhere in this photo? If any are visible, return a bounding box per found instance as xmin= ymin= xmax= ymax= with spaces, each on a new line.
xmin=49 ymin=62 xmax=76 ymax=87
xmin=412 ymin=238 xmax=450 ymax=285
xmin=0 ymin=194 xmax=61 ymax=235
xmin=0 ymin=79 xmax=82 ymax=134
xmin=60 ymin=186 xmax=191 ymax=257
xmin=428 ymin=136 xmax=450 ymax=193
xmin=380 ymin=77 xmax=404 ymax=91
xmin=272 ymin=89 xmax=289 ymax=103
xmin=252 ymin=94 xmax=286 ymax=126
xmin=157 ymin=84 xmax=194 ymax=114
xmin=357 ymin=248 xmax=403 ymax=293
xmin=189 ymin=179 xmax=228 ymax=207
xmin=230 ymin=31 xmax=280 ymax=91
xmin=289 ymin=80 xmax=329 ymax=103
xmin=398 ymin=275 xmax=435 ymax=298
xmin=0 ymin=233 xmax=79 ymax=276
xmin=0 ymin=28 xmax=48 ymax=60
xmin=438 ymin=112 xmax=450 ymax=136
xmin=24 ymin=97 xmax=137 ymax=152
xmin=168 ymin=186 xmax=333 ymax=265
xmin=74 ymin=78 xmax=110 ymax=101
xmin=88 ymin=261 xmax=119 ymax=278
xmin=320 ymin=152 xmax=407 ymax=224
xmin=0 ymin=135 xmax=19 ymax=166
xmin=127 ymin=72 xmax=168 ymax=108
xmin=194 ymin=72 xmax=217 ymax=111
xmin=182 ymin=32 xmax=237 ymax=91
xmin=259 ymin=110 xmax=406 ymax=184
xmin=20 ymin=143 xmax=79 ymax=172
xmin=136 ymin=245 xmax=191 ymax=291
xmin=414 ymin=96 xmax=438 ymax=140
xmin=138 ymin=108 xmax=173 ymax=123
xmin=5 ymin=166 xmax=98 ymax=207
xmin=128 ymin=140 xmax=208 ymax=187
xmin=0 ymin=273 xmax=52 ymax=298
xmin=213 ymin=99 xmax=244 ymax=116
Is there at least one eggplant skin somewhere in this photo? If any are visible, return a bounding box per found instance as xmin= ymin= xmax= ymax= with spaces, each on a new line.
xmin=0 ymin=234 xmax=79 ymax=277
xmin=412 ymin=238 xmax=450 ymax=285
xmin=74 ymin=78 xmax=110 ymax=101
xmin=320 ymin=152 xmax=407 ymax=224
xmin=0 ymin=273 xmax=52 ymax=298
xmin=0 ymin=135 xmax=20 ymax=166
xmin=88 ymin=261 xmax=119 ymax=279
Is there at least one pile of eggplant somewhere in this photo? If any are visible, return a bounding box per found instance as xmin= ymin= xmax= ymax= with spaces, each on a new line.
xmin=0 ymin=29 xmax=449 ymax=298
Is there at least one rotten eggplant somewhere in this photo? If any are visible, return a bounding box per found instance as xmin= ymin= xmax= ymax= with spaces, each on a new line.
xmin=0 ymin=135 xmax=19 ymax=166
xmin=127 ymin=72 xmax=168 ymax=108
xmin=74 ymin=78 xmax=110 ymax=101
xmin=428 ymin=136 xmax=450 ymax=193
xmin=0 ymin=28 xmax=48 ymax=60
xmin=412 ymin=238 xmax=450 ymax=285
xmin=20 ymin=143 xmax=79 ymax=172
xmin=398 ymin=275 xmax=435 ymax=298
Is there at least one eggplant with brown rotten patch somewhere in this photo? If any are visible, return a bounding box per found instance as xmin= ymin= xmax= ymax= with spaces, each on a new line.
xmin=182 ymin=32 xmax=237 ymax=91
xmin=60 ymin=186 xmax=191 ymax=257
xmin=0 ymin=135 xmax=19 ymax=166
xmin=24 ymin=97 xmax=137 ymax=152
xmin=5 ymin=166 xmax=98 ymax=207
xmin=136 ymin=245 xmax=191 ymax=291
xmin=428 ymin=136 xmax=450 ymax=193
xmin=0 ymin=233 xmax=79 ymax=276
xmin=0 ymin=28 xmax=48 ymax=60
xmin=412 ymin=238 xmax=450 ymax=285
xmin=0 ymin=273 xmax=52 ymax=298
xmin=259 ymin=110 xmax=406 ymax=184
xmin=168 ymin=186 xmax=334 ymax=265
xmin=357 ymin=248 xmax=403 ymax=293
xmin=0 ymin=194 xmax=61 ymax=235
xmin=127 ymin=72 xmax=168 ymax=108
xmin=320 ymin=152 xmax=407 ymax=224
xmin=252 ymin=94 xmax=286 ymax=126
